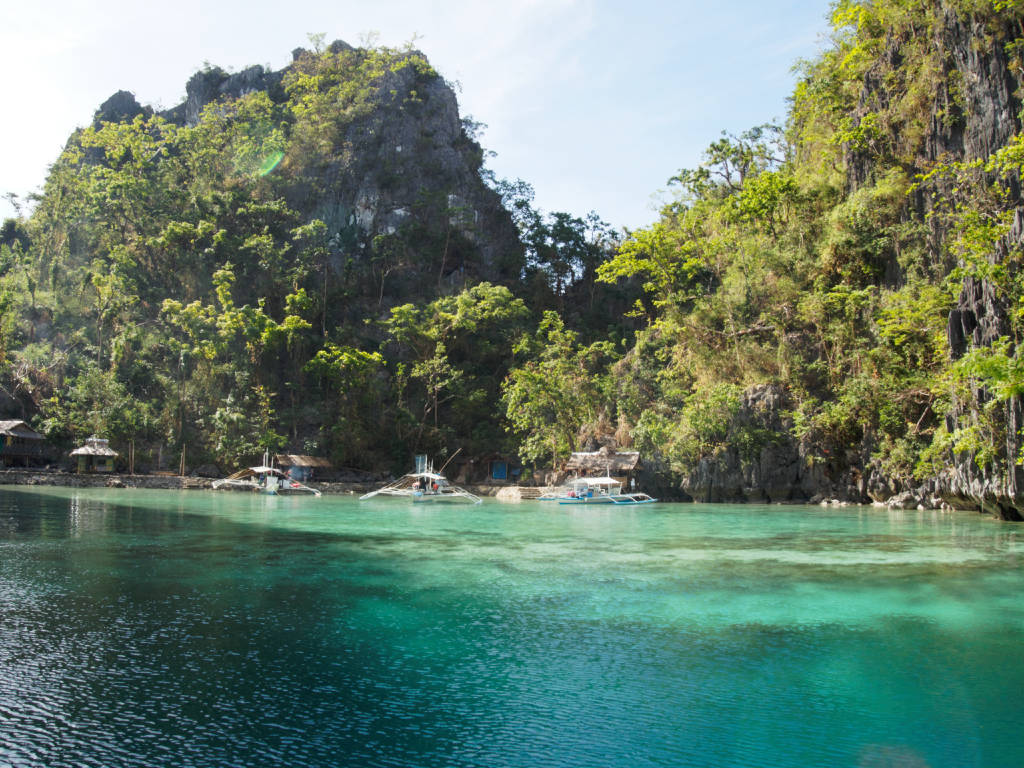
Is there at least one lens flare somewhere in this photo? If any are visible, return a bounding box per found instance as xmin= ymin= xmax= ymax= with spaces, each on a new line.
xmin=258 ymin=151 xmax=285 ymax=177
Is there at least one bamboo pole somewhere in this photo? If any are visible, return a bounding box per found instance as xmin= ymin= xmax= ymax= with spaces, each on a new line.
xmin=437 ymin=447 xmax=462 ymax=475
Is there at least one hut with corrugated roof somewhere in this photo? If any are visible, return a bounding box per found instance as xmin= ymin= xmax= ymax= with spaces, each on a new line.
xmin=71 ymin=436 xmax=118 ymax=473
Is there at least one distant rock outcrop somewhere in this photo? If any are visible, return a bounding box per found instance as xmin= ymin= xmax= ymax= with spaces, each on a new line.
xmin=92 ymin=40 xmax=523 ymax=309
xmin=159 ymin=64 xmax=286 ymax=126
xmin=93 ymin=90 xmax=149 ymax=127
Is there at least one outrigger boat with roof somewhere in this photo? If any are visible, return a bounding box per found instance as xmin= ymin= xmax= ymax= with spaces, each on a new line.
xmin=539 ymin=475 xmax=656 ymax=505
xmin=360 ymin=453 xmax=481 ymax=504
xmin=212 ymin=452 xmax=321 ymax=496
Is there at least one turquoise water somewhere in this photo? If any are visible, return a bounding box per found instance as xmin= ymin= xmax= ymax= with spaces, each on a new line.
xmin=1 ymin=487 xmax=1022 ymax=767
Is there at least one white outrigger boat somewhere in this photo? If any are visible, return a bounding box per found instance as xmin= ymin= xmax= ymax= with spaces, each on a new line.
xmin=360 ymin=454 xmax=481 ymax=504
xmin=539 ymin=476 xmax=656 ymax=505
xmin=212 ymin=453 xmax=321 ymax=496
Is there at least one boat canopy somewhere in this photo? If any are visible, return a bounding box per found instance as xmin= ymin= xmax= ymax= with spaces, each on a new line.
xmin=212 ymin=464 xmax=321 ymax=496
xmin=572 ymin=476 xmax=620 ymax=486
xmin=538 ymin=474 xmax=656 ymax=504
xmin=360 ymin=463 xmax=481 ymax=504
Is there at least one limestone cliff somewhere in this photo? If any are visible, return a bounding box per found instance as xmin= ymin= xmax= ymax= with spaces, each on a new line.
xmin=918 ymin=9 xmax=1024 ymax=520
xmin=842 ymin=4 xmax=1024 ymax=518
xmin=677 ymin=384 xmax=872 ymax=505
xmin=675 ymin=4 xmax=1024 ymax=518
xmin=92 ymin=41 xmax=523 ymax=313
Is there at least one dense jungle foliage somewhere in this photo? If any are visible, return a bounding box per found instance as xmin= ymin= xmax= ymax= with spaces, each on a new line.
xmin=2 ymin=1 xmax=1024 ymax=486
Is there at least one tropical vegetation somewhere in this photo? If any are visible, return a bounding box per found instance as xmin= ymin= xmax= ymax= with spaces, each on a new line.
xmin=2 ymin=2 xmax=1023 ymax=498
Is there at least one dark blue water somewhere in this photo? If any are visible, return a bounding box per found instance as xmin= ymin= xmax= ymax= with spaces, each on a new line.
xmin=1 ymin=487 xmax=1022 ymax=767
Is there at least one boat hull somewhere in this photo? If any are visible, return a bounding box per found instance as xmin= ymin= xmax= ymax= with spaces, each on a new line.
xmin=412 ymin=491 xmax=479 ymax=503
xmin=212 ymin=476 xmax=321 ymax=496
xmin=556 ymin=494 xmax=657 ymax=505
xmin=360 ymin=465 xmax=482 ymax=504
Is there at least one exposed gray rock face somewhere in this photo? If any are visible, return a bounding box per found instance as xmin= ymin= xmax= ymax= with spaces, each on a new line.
xmin=681 ymin=384 xmax=797 ymax=503
xmin=93 ymin=40 xmax=523 ymax=304
xmin=93 ymin=90 xmax=150 ymax=126
xmin=885 ymin=490 xmax=943 ymax=510
xmin=928 ymin=8 xmax=1021 ymax=163
xmin=930 ymin=209 xmax=1024 ymax=521
xmin=843 ymin=4 xmax=1024 ymax=519
xmin=850 ymin=9 xmax=1022 ymax=187
xmin=156 ymin=64 xmax=285 ymax=126
xmin=281 ymin=47 xmax=521 ymax=296
xmin=679 ymin=384 xmax=870 ymax=504
xmin=928 ymin=9 xmax=1024 ymax=521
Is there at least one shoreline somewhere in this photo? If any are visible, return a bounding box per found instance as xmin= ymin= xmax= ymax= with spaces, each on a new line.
xmin=0 ymin=470 xmax=973 ymax=512
xmin=0 ymin=468 xmax=518 ymax=498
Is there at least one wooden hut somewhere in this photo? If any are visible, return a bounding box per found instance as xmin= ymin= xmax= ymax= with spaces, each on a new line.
xmin=0 ymin=420 xmax=47 ymax=467
xmin=274 ymin=454 xmax=332 ymax=482
xmin=71 ymin=436 xmax=118 ymax=473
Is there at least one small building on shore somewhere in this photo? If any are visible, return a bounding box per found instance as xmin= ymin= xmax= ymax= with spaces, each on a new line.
xmin=71 ymin=436 xmax=118 ymax=473
xmin=274 ymin=454 xmax=332 ymax=482
xmin=564 ymin=448 xmax=641 ymax=484
xmin=0 ymin=420 xmax=48 ymax=467
xmin=485 ymin=456 xmax=523 ymax=484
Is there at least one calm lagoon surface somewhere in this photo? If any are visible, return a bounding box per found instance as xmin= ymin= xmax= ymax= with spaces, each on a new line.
xmin=1 ymin=487 xmax=1022 ymax=768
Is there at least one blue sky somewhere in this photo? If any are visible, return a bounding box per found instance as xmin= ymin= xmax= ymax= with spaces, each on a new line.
xmin=1 ymin=0 xmax=830 ymax=230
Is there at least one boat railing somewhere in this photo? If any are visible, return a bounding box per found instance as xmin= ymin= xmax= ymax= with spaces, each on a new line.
xmin=609 ymin=493 xmax=656 ymax=504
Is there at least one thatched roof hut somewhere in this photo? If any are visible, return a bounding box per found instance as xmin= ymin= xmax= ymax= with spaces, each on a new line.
xmin=0 ymin=420 xmax=48 ymax=467
xmin=0 ymin=420 xmax=44 ymax=441
xmin=564 ymin=448 xmax=640 ymax=476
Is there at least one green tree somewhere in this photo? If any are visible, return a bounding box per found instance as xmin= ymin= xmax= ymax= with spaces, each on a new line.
xmin=502 ymin=311 xmax=617 ymax=466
